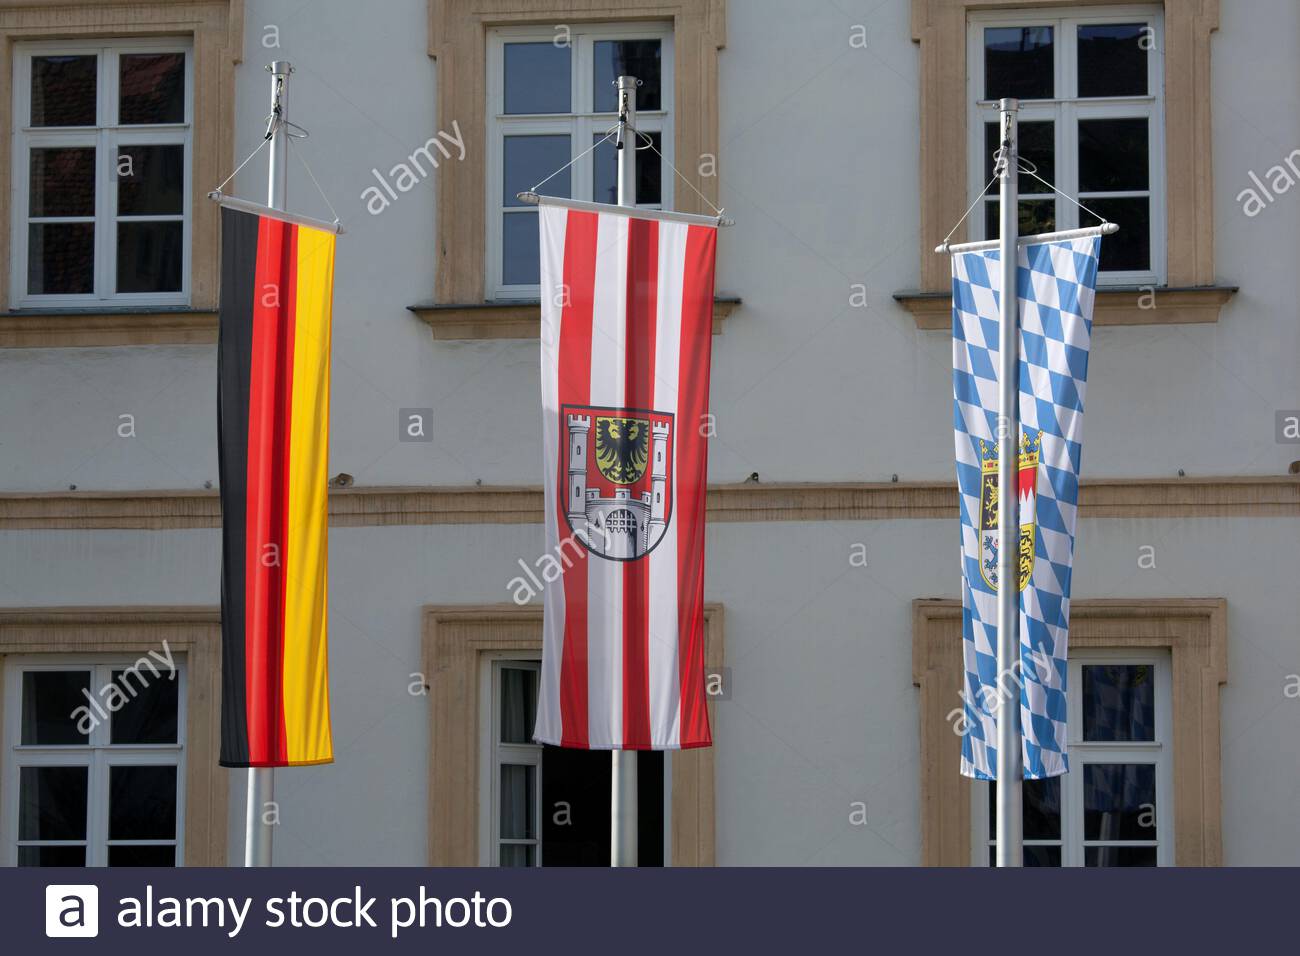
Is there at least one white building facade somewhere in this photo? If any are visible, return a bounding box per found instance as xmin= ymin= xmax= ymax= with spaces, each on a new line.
xmin=0 ymin=0 xmax=1297 ymax=866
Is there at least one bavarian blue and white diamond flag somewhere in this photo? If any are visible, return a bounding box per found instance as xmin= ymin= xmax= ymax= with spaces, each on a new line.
xmin=951 ymin=236 xmax=1100 ymax=780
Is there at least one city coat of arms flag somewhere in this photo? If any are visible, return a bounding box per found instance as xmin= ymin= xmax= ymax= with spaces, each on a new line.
xmin=536 ymin=199 xmax=718 ymax=751
xmin=952 ymin=236 xmax=1101 ymax=780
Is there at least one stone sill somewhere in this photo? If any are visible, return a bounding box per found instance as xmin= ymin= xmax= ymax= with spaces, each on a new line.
xmin=893 ymin=285 xmax=1237 ymax=329
xmin=409 ymin=295 xmax=742 ymax=340
xmin=0 ymin=308 xmax=218 ymax=348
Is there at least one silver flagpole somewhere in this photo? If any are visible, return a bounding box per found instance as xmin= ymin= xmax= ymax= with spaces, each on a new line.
xmin=610 ymin=73 xmax=639 ymax=869
xmin=994 ymin=97 xmax=1024 ymax=867
xmin=244 ymin=59 xmax=292 ymax=869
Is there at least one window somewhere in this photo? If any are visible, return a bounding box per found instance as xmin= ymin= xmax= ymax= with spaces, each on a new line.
xmin=973 ymin=650 xmax=1173 ymax=866
xmin=11 ymin=38 xmax=192 ymax=308
xmin=425 ymin=606 xmax=719 ymax=866
xmin=479 ymin=654 xmax=664 ymax=867
xmin=967 ymin=7 xmax=1164 ymax=283
xmin=486 ymin=23 xmax=674 ymax=298
xmin=2 ymin=656 xmax=186 ymax=866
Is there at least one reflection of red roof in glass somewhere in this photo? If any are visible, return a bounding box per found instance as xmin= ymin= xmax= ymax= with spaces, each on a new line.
xmin=32 ymin=56 xmax=97 ymax=126
xmin=120 ymin=53 xmax=184 ymax=123
xmin=30 ymin=148 xmax=95 ymax=216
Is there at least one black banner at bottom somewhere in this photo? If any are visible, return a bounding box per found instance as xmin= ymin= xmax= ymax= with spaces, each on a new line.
xmin=14 ymin=867 xmax=1290 ymax=953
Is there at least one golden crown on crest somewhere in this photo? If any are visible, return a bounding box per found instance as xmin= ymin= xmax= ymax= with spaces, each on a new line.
xmin=979 ymin=432 xmax=1042 ymax=474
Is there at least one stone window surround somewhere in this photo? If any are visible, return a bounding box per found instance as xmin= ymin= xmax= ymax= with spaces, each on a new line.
xmin=0 ymin=0 xmax=243 ymax=348
xmin=420 ymin=0 xmax=727 ymax=340
xmin=898 ymin=0 xmax=1233 ymax=327
xmin=912 ymin=597 xmax=1226 ymax=866
xmin=0 ymin=606 xmax=228 ymax=866
xmin=423 ymin=603 xmax=723 ymax=866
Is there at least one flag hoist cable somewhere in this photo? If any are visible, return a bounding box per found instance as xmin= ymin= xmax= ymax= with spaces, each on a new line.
xmin=934 ymin=136 xmax=1117 ymax=254
xmin=208 ymin=95 xmax=345 ymax=234
xmin=521 ymin=97 xmax=733 ymax=226
xmin=527 ymin=126 xmax=619 ymax=196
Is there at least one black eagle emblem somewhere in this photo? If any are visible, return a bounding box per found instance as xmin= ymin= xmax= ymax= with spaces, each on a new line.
xmin=594 ymin=416 xmax=649 ymax=484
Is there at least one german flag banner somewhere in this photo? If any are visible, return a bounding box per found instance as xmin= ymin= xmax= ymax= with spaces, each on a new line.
xmin=217 ymin=205 xmax=335 ymax=768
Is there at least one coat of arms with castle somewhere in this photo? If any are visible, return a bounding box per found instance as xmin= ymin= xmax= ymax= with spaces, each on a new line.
xmin=561 ymin=404 xmax=674 ymax=560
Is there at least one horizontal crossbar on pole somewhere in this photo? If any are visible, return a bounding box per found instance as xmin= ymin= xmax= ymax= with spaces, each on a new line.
xmin=207 ymin=191 xmax=345 ymax=235
xmin=935 ymin=222 xmax=1116 ymax=255
xmin=517 ymin=192 xmax=734 ymax=228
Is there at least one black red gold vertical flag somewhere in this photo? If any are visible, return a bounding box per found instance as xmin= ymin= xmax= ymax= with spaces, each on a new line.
xmin=217 ymin=205 xmax=335 ymax=768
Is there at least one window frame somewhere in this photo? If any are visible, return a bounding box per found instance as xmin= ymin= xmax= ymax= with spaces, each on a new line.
xmin=1 ymin=653 xmax=188 ymax=867
xmin=479 ymin=652 xmax=544 ymax=867
xmin=485 ymin=21 xmax=675 ymax=300
xmin=970 ymin=647 xmax=1174 ymax=866
xmin=10 ymin=36 xmax=194 ymax=309
xmin=425 ymin=604 xmax=720 ymax=866
xmin=965 ymin=4 xmax=1166 ymax=286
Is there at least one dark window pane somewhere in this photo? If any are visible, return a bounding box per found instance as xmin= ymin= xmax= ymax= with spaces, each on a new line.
xmin=109 ymin=844 xmax=176 ymax=867
xmin=1078 ymin=24 xmax=1149 ymax=97
xmin=31 ymin=55 xmax=97 ymax=126
xmin=499 ymin=844 xmax=536 ymax=867
xmin=1085 ymin=845 xmax=1157 ymax=867
xmin=116 ymin=220 xmax=183 ymax=293
xmin=500 ymin=667 xmax=538 ymax=745
xmin=110 ymin=667 xmax=179 ymax=745
xmin=984 ymin=198 xmax=1055 ymax=241
xmin=988 ymin=844 xmax=1062 ymax=866
xmin=984 ymin=26 xmax=1054 ymax=100
xmin=502 ymin=212 xmax=538 ymax=285
xmin=1079 ymin=118 xmax=1148 ymax=191
xmin=984 ymin=121 xmax=1054 ymax=195
xmin=594 ymin=131 xmax=662 ymax=205
xmin=1083 ymin=664 xmax=1155 ymax=741
xmin=1084 ymin=763 xmax=1157 ymax=840
xmin=504 ymin=42 xmax=570 ymax=114
xmin=117 ymin=144 xmax=185 ymax=215
xmin=18 ymin=844 xmax=87 ymax=866
xmin=22 ymin=671 xmax=92 ymax=744
xmin=29 ymin=223 xmax=95 ymax=295
xmin=1081 ymin=196 xmax=1149 ymax=271
xmin=593 ymin=40 xmax=662 ymax=112
xmin=109 ymin=765 xmax=177 ymax=840
xmin=19 ymin=766 xmax=88 ymax=840
xmin=1024 ymin=844 xmax=1062 ymax=866
xmin=119 ymin=52 xmax=185 ymax=124
xmin=987 ymin=777 xmax=1061 ymax=840
xmin=1025 ymin=778 xmax=1060 ymax=840
xmin=504 ymin=134 xmax=570 ymax=205
xmin=30 ymin=147 xmax=96 ymax=216
xmin=500 ymin=764 xmax=536 ymax=840
xmin=541 ymin=747 xmax=664 ymax=866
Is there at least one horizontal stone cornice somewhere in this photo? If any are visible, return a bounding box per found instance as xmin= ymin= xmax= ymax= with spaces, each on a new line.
xmin=0 ymin=476 xmax=1295 ymax=529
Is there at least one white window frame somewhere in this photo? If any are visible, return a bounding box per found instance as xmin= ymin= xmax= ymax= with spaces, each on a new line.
xmin=485 ymin=22 xmax=675 ymax=300
xmin=967 ymin=5 xmax=1166 ymax=286
xmin=972 ymin=647 xmax=1173 ymax=866
xmin=11 ymin=37 xmax=194 ymax=309
xmin=479 ymin=653 xmax=543 ymax=867
xmin=1 ymin=654 xmax=187 ymax=867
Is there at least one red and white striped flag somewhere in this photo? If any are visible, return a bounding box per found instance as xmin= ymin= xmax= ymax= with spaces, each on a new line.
xmin=535 ymin=198 xmax=718 ymax=750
